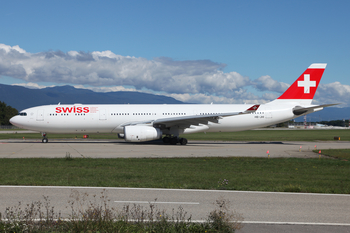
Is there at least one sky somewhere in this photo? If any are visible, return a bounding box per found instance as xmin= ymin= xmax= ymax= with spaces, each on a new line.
xmin=0 ymin=0 xmax=349 ymax=106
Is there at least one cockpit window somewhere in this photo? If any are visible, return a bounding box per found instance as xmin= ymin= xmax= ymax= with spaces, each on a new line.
xmin=19 ymin=112 xmax=27 ymax=116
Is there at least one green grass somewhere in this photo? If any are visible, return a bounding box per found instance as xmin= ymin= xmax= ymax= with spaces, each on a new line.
xmin=1 ymin=157 xmax=349 ymax=194
xmin=1 ymin=129 xmax=349 ymax=141
xmin=1 ymin=130 xmax=349 ymax=195
xmin=0 ymin=128 xmax=24 ymax=131
xmin=319 ymin=149 xmax=350 ymax=160
xmin=184 ymin=129 xmax=350 ymax=141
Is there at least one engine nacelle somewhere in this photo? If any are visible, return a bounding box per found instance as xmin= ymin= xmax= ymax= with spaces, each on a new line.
xmin=124 ymin=125 xmax=162 ymax=142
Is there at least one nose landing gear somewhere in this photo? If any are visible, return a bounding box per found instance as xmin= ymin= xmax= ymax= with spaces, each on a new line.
xmin=41 ymin=132 xmax=48 ymax=143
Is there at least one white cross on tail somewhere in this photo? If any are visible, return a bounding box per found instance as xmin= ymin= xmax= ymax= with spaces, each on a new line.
xmin=298 ymin=74 xmax=316 ymax=94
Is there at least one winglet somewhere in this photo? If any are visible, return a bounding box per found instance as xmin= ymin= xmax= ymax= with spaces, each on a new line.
xmin=244 ymin=104 xmax=260 ymax=113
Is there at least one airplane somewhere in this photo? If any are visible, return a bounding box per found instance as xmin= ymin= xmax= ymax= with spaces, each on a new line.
xmin=10 ymin=63 xmax=337 ymax=145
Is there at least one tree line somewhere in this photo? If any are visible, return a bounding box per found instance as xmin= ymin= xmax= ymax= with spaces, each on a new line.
xmin=0 ymin=101 xmax=18 ymax=125
xmin=319 ymin=120 xmax=349 ymax=127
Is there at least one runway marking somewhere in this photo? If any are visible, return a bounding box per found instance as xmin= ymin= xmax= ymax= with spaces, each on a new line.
xmin=2 ymin=186 xmax=349 ymax=197
xmin=114 ymin=201 xmax=199 ymax=205
xmin=4 ymin=219 xmax=350 ymax=226
xmin=242 ymin=221 xmax=350 ymax=226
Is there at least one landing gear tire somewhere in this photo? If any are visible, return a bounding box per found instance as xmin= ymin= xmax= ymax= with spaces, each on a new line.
xmin=41 ymin=132 xmax=48 ymax=143
xmin=162 ymin=137 xmax=170 ymax=144
xmin=179 ymin=138 xmax=188 ymax=145
xmin=162 ymin=136 xmax=188 ymax=145
xmin=170 ymin=137 xmax=178 ymax=145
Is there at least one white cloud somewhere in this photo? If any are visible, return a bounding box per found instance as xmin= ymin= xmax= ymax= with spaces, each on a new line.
xmin=12 ymin=82 xmax=52 ymax=89
xmin=73 ymin=85 xmax=139 ymax=93
xmin=315 ymin=82 xmax=350 ymax=107
xmin=253 ymin=75 xmax=290 ymax=93
xmin=167 ymin=92 xmax=268 ymax=104
xmin=1 ymin=44 xmax=349 ymax=106
xmin=0 ymin=44 xmax=26 ymax=54
xmin=0 ymin=43 xmax=250 ymax=99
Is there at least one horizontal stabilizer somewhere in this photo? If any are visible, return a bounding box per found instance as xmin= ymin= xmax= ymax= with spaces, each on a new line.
xmin=293 ymin=103 xmax=339 ymax=116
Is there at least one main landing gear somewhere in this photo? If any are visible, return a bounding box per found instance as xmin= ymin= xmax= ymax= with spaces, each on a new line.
xmin=162 ymin=136 xmax=188 ymax=145
xmin=41 ymin=132 xmax=48 ymax=143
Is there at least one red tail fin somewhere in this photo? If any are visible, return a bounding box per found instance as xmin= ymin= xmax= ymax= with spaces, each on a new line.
xmin=278 ymin=63 xmax=326 ymax=100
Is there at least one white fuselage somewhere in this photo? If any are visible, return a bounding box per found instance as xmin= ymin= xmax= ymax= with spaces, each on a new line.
xmin=10 ymin=103 xmax=296 ymax=135
xmin=9 ymin=63 xmax=329 ymax=144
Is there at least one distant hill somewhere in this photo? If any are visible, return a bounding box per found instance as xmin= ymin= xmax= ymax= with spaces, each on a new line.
xmin=0 ymin=83 xmax=348 ymax=121
xmin=0 ymin=84 xmax=184 ymax=111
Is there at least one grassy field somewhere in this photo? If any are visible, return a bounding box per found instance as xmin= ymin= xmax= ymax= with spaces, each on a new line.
xmin=1 ymin=129 xmax=350 ymax=141
xmin=319 ymin=149 xmax=350 ymax=160
xmin=1 ymin=129 xmax=349 ymax=194
xmin=184 ymin=129 xmax=350 ymax=141
xmin=1 ymin=156 xmax=349 ymax=194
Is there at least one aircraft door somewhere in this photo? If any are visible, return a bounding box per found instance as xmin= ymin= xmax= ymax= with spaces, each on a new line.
xmin=264 ymin=107 xmax=272 ymax=119
xmin=99 ymin=109 xmax=107 ymax=120
xmin=37 ymin=110 xmax=44 ymax=121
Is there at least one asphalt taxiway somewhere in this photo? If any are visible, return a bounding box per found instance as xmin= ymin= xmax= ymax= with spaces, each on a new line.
xmin=1 ymin=139 xmax=350 ymax=158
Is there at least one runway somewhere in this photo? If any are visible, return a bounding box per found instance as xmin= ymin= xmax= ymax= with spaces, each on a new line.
xmin=1 ymin=139 xmax=350 ymax=158
xmin=1 ymin=186 xmax=349 ymax=233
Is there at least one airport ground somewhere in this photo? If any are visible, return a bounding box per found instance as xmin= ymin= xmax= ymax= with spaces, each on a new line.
xmin=1 ymin=138 xmax=350 ymax=159
xmin=1 ymin=137 xmax=350 ymax=232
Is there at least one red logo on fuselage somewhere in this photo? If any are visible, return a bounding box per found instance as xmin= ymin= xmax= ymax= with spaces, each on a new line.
xmin=55 ymin=106 xmax=90 ymax=113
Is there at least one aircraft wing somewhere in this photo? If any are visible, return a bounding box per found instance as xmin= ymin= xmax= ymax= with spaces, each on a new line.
xmin=119 ymin=104 xmax=260 ymax=129
xmin=293 ymin=103 xmax=339 ymax=115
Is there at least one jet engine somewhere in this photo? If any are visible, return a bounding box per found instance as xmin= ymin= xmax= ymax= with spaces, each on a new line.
xmin=124 ymin=125 xmax=162 ymax=142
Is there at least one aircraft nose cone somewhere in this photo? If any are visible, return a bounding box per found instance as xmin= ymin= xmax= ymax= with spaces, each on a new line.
xmin=9 ymin=116 xmax=19 ymax=127
xmin=9 ymin=116 xmax=15 ymax=124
